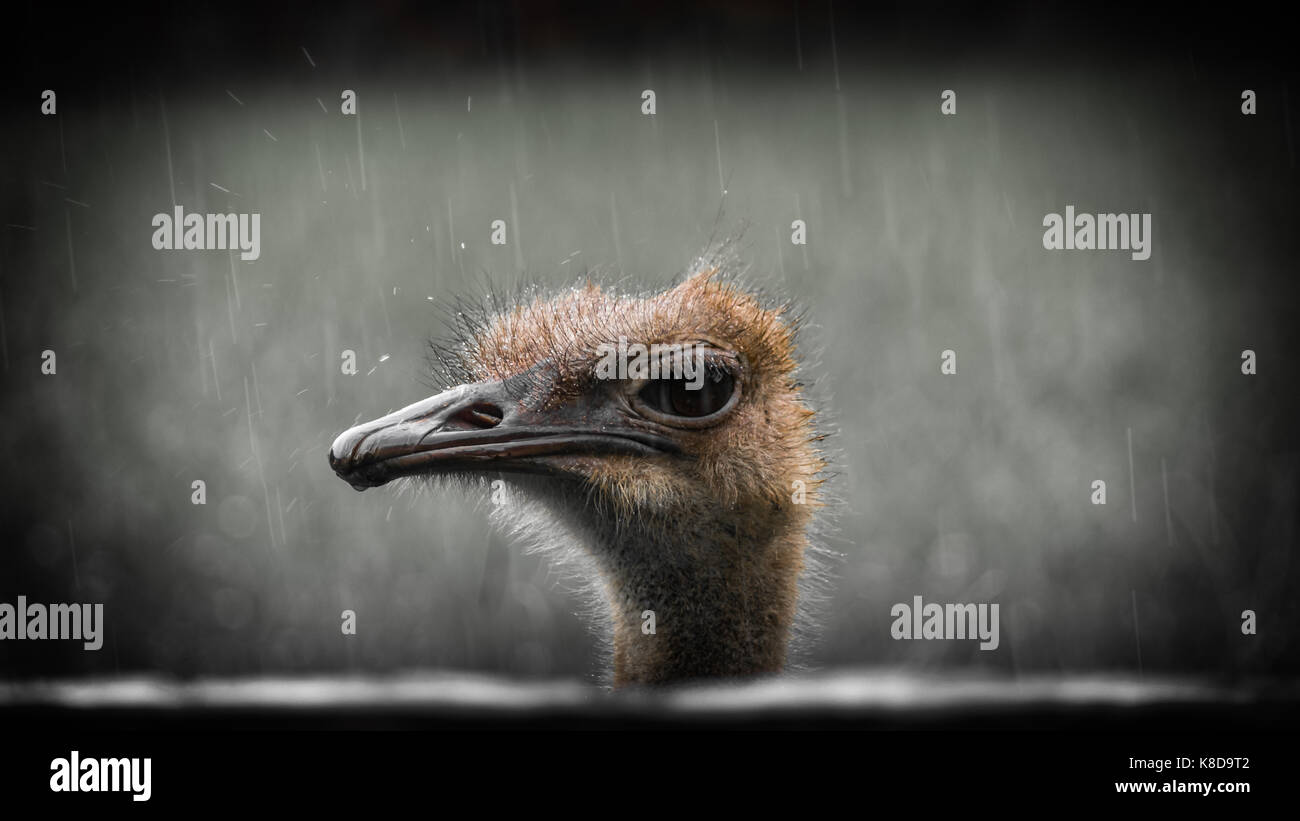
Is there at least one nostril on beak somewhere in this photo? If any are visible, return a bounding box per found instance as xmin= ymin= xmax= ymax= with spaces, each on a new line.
xmin=455 ymin=402 xmax=504 ymax=429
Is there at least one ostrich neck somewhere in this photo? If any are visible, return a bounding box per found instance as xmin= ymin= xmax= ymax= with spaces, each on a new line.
xmin=591 ymin=509 xmax=808 ymax=687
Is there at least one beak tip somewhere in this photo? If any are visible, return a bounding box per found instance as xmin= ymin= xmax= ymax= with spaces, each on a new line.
xmin=328 ymin=438 xmax=366 ymax=489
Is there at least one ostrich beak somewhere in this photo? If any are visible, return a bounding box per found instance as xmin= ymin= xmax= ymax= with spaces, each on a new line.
xmin=328 ymin=380 xmax=679 ymax=491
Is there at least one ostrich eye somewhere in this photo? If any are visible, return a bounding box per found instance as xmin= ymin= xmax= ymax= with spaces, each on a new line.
xmin=637 ymin=367 xmax=736 ymax=420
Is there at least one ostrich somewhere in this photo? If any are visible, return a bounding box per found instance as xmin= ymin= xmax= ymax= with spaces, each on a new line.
xmin=328 ymin=262 xmax=830 ymax=686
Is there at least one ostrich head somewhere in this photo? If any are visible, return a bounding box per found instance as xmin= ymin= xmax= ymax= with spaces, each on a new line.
xmin=329 ymin=263 xmax=829 ymax=686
